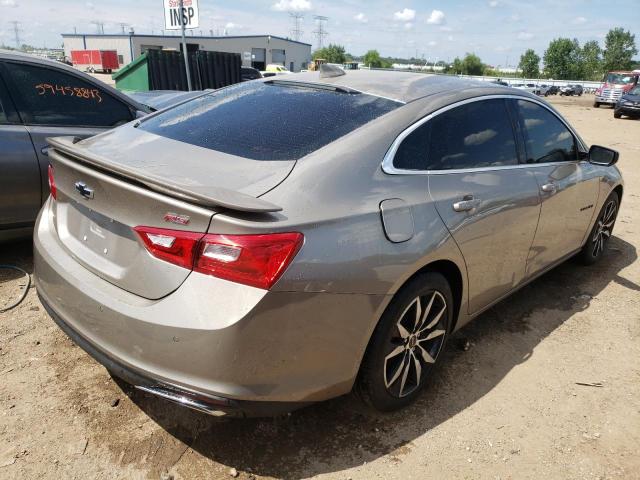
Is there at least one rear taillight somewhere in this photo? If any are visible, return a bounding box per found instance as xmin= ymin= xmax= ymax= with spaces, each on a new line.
xmin=134 ymin=227 xmax=303 ymax=290
xmin=134 ymin=226 xmax=204 ymax=270
xmin=48 ymin=164 xmax=57 ymax=200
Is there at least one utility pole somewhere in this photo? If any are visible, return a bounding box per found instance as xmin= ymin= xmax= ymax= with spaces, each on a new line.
xmin=312 ymin=15 xmax=328 ymax=49
xmin=120 ymin=23 xmax=128 ymax=34
xmin=9 ymin=21 xmax=22 ymax=49
xmin=289 ymin=12 xmax=304 ymax=42
xmin=91 ymin=21 xmax=105 ymax=34
xmin=178 ymin=0 xmax=192 ymax=91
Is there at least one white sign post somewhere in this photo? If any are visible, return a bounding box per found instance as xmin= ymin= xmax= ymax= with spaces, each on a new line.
xmin=163 ymin=0 xmax=199 ymax=90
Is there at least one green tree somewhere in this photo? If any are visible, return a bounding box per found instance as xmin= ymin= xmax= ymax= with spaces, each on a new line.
xmin=602 ymin=28 xmax=638 ymax=72
xmin=518 ymin=49 xmax=540 ymax=78
xmin=461 ymin=53 xmax=484 ymax=75
xmin=581 ymin=40 xmax=603 ymax=80
xmin=362 ymin=49 xmax=391 ymax=68
xmin=543 ymin=38 xmax=583 ymax=79
xmin=312 ymin=44 xmax=347 ymax=64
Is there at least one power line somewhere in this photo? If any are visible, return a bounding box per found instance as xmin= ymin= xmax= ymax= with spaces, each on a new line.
xmin=289 ymin=12 xmax=304 ymax=42
xmin=312 ymin=15 xmax=328 ymax=49
xmin=9 ymin=21 xmax=22 ymax=48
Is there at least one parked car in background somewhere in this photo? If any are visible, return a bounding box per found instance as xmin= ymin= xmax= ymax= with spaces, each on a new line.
xmin=36 ymin=71 xmax=623 ymax=417
xmin=613 ymin=84 xmax=640 ymax=119
xmin=264 ymin=64 xmax=292 ymax=74
xmin=490 ymin=80 xmax=509 ymax=87
xmin=560 ymin=84 xmax=583 ymax=96
xmin=512 ymin=83 xmax=541 ymax=95
xmin=594 ymin=70 xmax=640 ymax=108
xmin=537 ymin=84 xmax=550 ymax=96
xmin=241 ymin=66 xmax=263 ymax=82
xmin=546 ymin=85 xmax=560 ymax=95
xmin=0 ymin=49 xmax=152 ymax=241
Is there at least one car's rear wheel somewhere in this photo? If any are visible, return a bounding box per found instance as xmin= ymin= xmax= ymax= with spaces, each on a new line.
xmin=593 ymin=101 xmax=600 ymax=108
xmin=579 ymin=191 xmax=619 ymax=265
xmin=614 ymin=111 xmax=622 ymax=119
xmin=357 ymin=272 xmax=453 ymax=411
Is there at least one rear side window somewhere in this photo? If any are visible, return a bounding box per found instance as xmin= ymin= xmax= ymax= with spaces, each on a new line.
xmin=138 ymin=81 xmax=400 ymax=161
xmin=3 ymin=62 xmax=134 ymax=127
xmin=394 ymin=98 xmax=518 ymax=170
xmin=516 ymin=100 xmax=577 ymax=163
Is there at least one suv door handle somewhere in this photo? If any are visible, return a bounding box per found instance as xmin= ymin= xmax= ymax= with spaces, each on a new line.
xmin=452 ymin=195 xmax=481 ymax=212
xmin=541 ymin=182 xmax=557 ymax=194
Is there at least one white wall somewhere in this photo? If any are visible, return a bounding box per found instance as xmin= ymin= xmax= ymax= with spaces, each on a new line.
xmin=62 ymin=34 xmax=312 ymax=72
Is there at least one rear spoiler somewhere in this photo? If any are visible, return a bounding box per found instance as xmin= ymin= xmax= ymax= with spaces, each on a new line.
xmin=46 ymin=136 xmax=283 ymax=213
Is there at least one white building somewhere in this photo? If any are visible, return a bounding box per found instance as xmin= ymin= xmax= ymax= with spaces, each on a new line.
xmin=61 ymin=33 xmax=312 ymax=72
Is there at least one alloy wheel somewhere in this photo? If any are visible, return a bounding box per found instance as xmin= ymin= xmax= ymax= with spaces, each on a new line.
xmin=383 ymin=291 xmax=448 ymax=398
xmin=592 ymin=199 xmax=617 ymax=257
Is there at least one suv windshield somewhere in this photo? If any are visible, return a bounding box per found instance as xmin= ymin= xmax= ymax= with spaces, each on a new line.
xmin=629 ymin=86 xmax=640 ymax=95
xmin=605 ymin=73 xmax=635 ymax=84
xmin=138 ymin=81 xmax=400 ymax=161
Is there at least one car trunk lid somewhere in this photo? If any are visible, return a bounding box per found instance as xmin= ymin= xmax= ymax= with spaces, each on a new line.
xmin=46 ymin=130 xmax=293 ymax=300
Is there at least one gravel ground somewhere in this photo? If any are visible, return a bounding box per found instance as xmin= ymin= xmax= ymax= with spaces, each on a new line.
xmin=1 ymin=94 xmax=639 ymax=480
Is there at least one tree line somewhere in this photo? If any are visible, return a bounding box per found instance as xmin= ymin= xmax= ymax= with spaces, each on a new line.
xmin=311 ymin=27 xmax=637 ymax=81
xmin=519 ymin=28 xmax=637 ymax=80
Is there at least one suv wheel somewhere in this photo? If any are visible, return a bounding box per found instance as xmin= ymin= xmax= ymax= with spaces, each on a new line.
xmin=357 ymin=272 xmax=453 ymax=411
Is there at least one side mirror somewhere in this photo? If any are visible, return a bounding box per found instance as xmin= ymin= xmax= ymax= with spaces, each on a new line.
xmin=589 ymin=145 xmax=619 ymax=166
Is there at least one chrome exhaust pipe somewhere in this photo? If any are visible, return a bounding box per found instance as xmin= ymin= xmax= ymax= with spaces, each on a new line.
xmin=135 ymin=385 xmax=229 ymax=417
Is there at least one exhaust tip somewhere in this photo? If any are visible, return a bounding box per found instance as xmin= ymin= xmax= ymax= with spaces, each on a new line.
xmin=134 ymin=385 xmax=231 ymax=417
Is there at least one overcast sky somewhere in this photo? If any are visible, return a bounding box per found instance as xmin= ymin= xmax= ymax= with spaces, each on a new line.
xmin=1 ymin=0 xmax=638 ymax=66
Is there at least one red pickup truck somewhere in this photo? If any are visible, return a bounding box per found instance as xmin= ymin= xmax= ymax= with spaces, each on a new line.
xmin=594 ymin=70 xmax=640 ymax=107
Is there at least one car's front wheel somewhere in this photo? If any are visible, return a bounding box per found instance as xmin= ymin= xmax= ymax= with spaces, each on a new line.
xmin=579 ymin=191 xmax=619 ymax=265
xmin=614 ymin=110 xmax=622 ymax=119
xmin=357 ymin=272 xmax=453 ymax=411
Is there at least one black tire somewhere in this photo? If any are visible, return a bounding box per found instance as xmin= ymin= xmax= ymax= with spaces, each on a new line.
xmin=593 ymin=102 xmax=600 ymax=108
xmin=614 ymin=111 xmax=622 ymax=119
xmin=578 ymin=191 xmax=619 ymax=265
xmin=357 ymin=272 xmax=453 ymax=411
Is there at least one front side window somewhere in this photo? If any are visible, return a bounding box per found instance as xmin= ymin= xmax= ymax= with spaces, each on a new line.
xmin=394 ymin=98 xmax=518 ymax=171
xmin=516 ymin=100 xmax=577 ymax=163
xmin=0 ymin=99 xmax=7 ymax=124
xmin=3 ymin=62 xmax=134 ymax=127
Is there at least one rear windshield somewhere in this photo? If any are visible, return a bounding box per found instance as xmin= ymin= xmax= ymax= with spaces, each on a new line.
xmin=138 ymin=81 xmax=401 ymax=161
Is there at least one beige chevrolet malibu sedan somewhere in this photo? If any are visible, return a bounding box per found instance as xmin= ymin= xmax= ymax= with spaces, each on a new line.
xmin=34 ymin=69 xmax=623 ymax=417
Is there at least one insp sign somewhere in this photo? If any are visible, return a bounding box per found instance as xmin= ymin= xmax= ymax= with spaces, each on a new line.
xmin=163 ymin=0 xmax=199 ymax=30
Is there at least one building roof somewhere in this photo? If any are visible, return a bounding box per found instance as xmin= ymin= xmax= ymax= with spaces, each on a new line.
xmin=61 ymin=33 xmax=312 ymax=47
xmin=284 ymin=69 xmax=517 ymax=103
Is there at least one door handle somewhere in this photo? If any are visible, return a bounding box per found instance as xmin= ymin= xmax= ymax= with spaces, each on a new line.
xmin=452 ymin=195 xmax=481 ymax=212
xmin=541 ymin=182 xmax=557 ymax=194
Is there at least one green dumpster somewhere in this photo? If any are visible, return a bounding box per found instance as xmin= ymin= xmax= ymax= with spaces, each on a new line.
xmin=112 ymin=52 xmax=150 ymax=91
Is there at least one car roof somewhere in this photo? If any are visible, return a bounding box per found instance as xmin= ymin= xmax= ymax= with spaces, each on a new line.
xmin=0 ymin=48 xmax=145 ymax=111
xmin=279 ymin=69 xmax=530 ymax=103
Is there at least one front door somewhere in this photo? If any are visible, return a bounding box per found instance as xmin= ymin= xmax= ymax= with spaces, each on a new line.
xmin=512 ymin=99 xmax=600 ymax=276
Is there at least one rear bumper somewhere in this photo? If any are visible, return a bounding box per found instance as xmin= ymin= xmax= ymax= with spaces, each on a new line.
xmin=34 ymin=199 xmax=388 ymax=412
xmin=38 ymin=293 xmax=298 ymax=417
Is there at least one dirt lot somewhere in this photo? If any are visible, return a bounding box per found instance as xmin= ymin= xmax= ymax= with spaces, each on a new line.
xmin=1 ymin=94 xmax=639 ymax=480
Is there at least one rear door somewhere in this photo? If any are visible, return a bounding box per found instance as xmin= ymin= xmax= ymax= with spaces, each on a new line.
xmin=0 ymin=60 xmax=136 ymax=203
xmin=392 ymin=98 xmax=541 ymax=314
xmin=512 ymin=99 xmax=599 ymax=276
xmin=0 ymin=72 xmax=40 ymax=229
